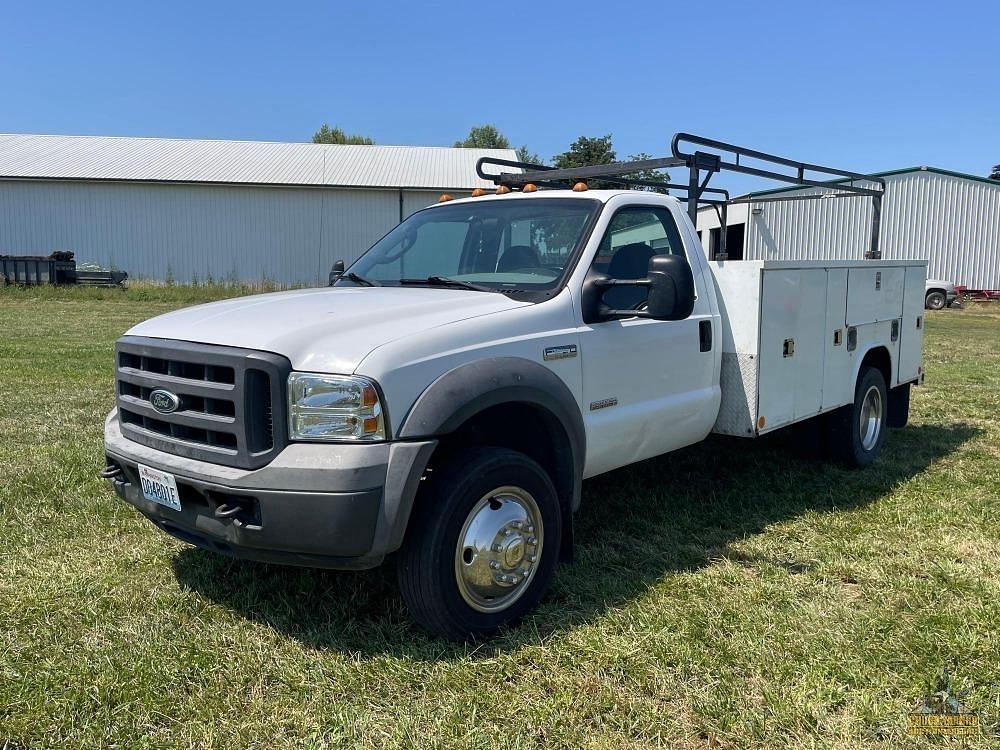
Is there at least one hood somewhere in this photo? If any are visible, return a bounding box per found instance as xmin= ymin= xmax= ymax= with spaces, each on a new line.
xmin=127 ymin=286 xmax=529 ymax=373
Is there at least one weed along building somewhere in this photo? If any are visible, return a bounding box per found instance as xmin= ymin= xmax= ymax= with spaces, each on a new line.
xmin=697 ymin=166 xmax=1000 ymax=292
xmin=0 ymin=134 xmax=515 ymax=285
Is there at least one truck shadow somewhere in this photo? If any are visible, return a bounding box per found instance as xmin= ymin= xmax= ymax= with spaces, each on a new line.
xmin=171 ymin=421 xmax=978 ymax=658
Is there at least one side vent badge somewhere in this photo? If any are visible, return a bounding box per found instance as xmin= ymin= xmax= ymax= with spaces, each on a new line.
xmin=543 ymin=344 xmax=578 ymax=361
xmin=590 ymin=398 xmax=618 ymax=411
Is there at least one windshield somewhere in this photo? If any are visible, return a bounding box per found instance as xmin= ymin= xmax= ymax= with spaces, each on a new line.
xmin=340 ymin=198 xmax=600 ymax=295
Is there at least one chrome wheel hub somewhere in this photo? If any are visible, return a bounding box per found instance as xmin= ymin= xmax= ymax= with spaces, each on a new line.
xmin=454 ymin=486 xmax=544 ymax=613
xmin=859 ymin=384 xmax=883 ymax=451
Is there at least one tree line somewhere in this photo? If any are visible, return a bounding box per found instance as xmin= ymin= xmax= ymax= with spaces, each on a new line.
xmin=314 ymin=122 xmax=1000 ymax=183
xmin=312 ymin=122 xmax=670 ymax=187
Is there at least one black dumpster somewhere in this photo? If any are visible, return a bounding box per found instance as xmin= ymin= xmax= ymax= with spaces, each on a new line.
xmin=0 ymin=251 xmax=126 ymax=287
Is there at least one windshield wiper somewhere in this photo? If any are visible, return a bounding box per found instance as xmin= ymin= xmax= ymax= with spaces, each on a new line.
xmin=341 ymin=271 xmax=380 ymax=287
xmin=398 ymin=276 xmax=496 ymax=293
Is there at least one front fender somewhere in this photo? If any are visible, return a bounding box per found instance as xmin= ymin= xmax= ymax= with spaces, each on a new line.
xmin=398 ymin=357 xmax=586 ymax=511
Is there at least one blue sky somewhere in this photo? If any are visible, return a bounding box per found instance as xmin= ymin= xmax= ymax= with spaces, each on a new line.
xmin=2 ymin=1 xmax=997 ymax=194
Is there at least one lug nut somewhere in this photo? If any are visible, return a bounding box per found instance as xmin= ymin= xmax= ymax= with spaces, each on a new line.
xmin=492 ymin=544 xmax=502 ymax=552
xmin=528 ymin=536 xmax=537 ymax=545
xmin=525 ymin=524 xmax=534 ymax=533
xmin=489 ymin=561 xmax=499 ymax=570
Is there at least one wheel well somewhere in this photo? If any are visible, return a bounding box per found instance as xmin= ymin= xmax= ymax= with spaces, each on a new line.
xmin=860 ymin=345 xmax=891 ymax=387
xmin=428 ymin=402 xmax=575 ymax=507
xmin=925 ymin=287 xmax=945 ymax=297
xmin=418 ymin=401 xmax=577 ymax=560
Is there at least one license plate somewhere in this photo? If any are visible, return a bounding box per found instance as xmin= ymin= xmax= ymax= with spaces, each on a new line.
xmin=137 ymin=463 xmax=182 ymax=512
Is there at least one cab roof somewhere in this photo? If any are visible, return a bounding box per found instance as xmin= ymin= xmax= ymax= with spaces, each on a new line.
xmin=446 ymin=189 xmax=680 ymax=206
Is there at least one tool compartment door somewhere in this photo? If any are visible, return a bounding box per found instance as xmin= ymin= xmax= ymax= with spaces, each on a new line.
xmin=756 ymin=269 xmax=827 ymax=432
xmin=821 ymin=268 xmax=853 ymax=410
xmin=847 ymin=266 xmax=905 ymax=326
xmin=897 ymin=265 xmax=926 ymax=384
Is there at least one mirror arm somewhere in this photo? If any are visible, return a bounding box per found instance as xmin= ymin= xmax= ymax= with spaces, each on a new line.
xmin=586 ymin=277 xmax=657 ymax=322
xmin=592 ymin=278 xmax=652 ymax=289
xmin=602 ymin=308 xmax=655 ymax=318
xmin=592 ymin=278 xmax=655 ymax=319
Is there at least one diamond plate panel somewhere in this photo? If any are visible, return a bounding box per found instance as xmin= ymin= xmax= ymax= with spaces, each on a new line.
xmin=713 ymin=352 xmax=758 ymax=436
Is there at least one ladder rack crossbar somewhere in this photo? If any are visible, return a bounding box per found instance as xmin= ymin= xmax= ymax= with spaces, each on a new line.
xmin=474 ymin=131 xmax=887 ymax=260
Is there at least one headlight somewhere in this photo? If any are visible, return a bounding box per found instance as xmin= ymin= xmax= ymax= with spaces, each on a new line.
xmin=287 ymin=373 xmax=385 ymax=441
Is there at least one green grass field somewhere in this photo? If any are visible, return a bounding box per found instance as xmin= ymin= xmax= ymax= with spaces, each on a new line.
xmin=1 ymin=286 xmax=998 ymax=749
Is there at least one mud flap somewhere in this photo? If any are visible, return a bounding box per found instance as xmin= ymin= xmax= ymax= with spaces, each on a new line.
xmin=888 ymin=383 xmax=911 ymax=428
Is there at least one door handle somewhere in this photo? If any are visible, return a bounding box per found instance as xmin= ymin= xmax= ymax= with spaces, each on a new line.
xmin=699 ymin=320 xmax=713 ymax=352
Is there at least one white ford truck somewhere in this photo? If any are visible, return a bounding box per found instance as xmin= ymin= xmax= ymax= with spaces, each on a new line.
xmin=103 ymin=135 xmax=926 ymax=638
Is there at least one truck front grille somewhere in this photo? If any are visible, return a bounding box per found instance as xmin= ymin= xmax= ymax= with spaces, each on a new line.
xmin=115 ymin=336 xmax=291 ymax=469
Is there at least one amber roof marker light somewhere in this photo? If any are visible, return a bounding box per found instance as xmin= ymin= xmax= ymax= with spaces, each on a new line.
xmin=572 ymin=181 xmax=589 ymax=192
xmin=438 ymin=193 xmax=454 ymax=202
xmin=470 ymin=188 xmax=487 ymax=197
xmin=495 ymin=185 xmax=512 ymax=194
xmin=522 ymin=183 xmax=538 ymax=193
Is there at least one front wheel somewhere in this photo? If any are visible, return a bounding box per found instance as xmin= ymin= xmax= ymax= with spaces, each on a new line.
xmin=397 ymin=447 xmax=561 ymax=640
xmin=925 ymin=290 xmax=946 ymax=310
xmin=828 ymin=366 xmax=888 ymax=468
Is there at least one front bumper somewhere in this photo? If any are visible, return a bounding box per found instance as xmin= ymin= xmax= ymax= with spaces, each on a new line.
xmin=103 ymin=410 xmax=436 ymax=569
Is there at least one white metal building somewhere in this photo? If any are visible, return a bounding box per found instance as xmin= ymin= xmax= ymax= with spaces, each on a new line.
xmin=697 ymin=166 xmax=1000 ymax=291
xmin=0 ymin=134 xmax=516 ymax=284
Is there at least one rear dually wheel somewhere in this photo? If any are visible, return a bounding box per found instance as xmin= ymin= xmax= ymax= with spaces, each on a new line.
xmin=829 ymin=365 xmax=888 ymax=468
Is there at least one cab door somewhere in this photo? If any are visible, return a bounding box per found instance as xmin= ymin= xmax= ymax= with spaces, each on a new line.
xmin=577 ymin=203 xmax=718 ymax=477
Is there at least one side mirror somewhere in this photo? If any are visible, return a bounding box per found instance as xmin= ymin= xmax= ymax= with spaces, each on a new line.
xmin=329 ymin=259 xmax=345 ymax=286
xmin=644 ymin=254 xmax=696 ymax=320
xmin=581 ymin=253 xmax=695 ymax=323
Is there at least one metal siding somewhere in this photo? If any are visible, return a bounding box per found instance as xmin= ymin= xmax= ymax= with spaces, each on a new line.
xmin=0 ymin=179 xmax=414 ymax=284
xmin=0 ymin=134 xmax=517 ymax=190
xmin=741 ymin=171 xmax=1000 ymax=289
xmin=318 ymin=189 xmax=401 ymax=279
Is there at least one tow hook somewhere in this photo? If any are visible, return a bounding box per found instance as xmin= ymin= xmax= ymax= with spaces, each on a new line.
xmin=100 ymin=462 xmax=129 ymax=500
xmin=99 ymin=464 xmax=124 ymax=480
xmin=212 ymin=497 xmax=260 ymax=527
xmin=214 ymin=502 xmax=243 ymax=519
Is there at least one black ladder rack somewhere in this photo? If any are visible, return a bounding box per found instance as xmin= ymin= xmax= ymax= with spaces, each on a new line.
xmin=476 ymin=132 xmax=886 ymax=260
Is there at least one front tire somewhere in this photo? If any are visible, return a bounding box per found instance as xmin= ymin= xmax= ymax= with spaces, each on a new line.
xmin=829 ymin=366 xmax=888 ymax=468
xmin=925 ymin=290 xmax=946 ymax=310
xmin=397 ymin=447 xmax=561 ymax=640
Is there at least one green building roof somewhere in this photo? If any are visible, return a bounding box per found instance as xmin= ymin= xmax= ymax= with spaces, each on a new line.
xmin=745 ymin=165 xmax=1000 ymax=199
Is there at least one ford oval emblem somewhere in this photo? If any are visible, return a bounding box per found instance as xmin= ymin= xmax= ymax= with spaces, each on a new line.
xmin=149 ymin=389 xmax=180 ymax=414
